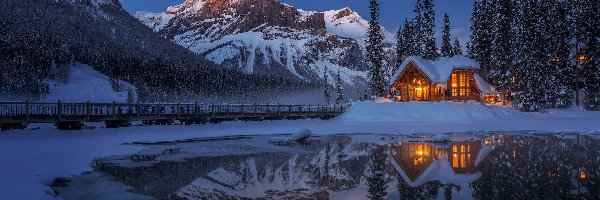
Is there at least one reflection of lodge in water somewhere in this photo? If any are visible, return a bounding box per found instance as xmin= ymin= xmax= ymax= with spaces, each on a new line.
xmin=390 ymin=141 xmax=487 ymax=184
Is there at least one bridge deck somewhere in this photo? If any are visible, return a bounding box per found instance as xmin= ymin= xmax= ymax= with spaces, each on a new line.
xmin=0 ymin=101 xmax=347 ymax=129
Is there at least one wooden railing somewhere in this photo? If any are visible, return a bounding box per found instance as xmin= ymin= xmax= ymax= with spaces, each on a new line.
xmin=0 ymin=101 xmax=348 ymax=124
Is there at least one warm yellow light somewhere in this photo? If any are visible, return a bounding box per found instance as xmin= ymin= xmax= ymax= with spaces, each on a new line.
xmin=452 ymin=83 xmax=457 ymax=87
xmin=510 ymin=77 xmax=516 ymax=84
xmin=512 ymin=150 xmax=516 ymax=158
xmin=579 ymin=55 xmax=587 ymax=61
xmin=416 ymin=87 xmax=423 ymax=91
xmin=551 ymin=57 xmax=560 ymax=63
xmin=580 ymin=171 xmax=587 ymax=180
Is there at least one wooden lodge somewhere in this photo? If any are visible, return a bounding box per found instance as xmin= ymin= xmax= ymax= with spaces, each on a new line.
xmin=389 ymin=56 xmax=497 ymax=103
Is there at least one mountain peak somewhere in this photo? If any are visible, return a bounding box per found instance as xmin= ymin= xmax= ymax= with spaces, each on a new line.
xmin=334 ymin=7 xmax=355 ymax=20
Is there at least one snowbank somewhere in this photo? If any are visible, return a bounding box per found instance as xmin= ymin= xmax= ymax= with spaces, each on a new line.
xmin=337 ymin=101 xmax=526 ymax=122
xmin=43 ymin=63 xmax=137 ymax=103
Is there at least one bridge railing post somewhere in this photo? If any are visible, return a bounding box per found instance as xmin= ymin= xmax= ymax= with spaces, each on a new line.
xmin=316 ymin=104 xmax=320 ymax=116
xmin=211 ymin=103 xmax=215 ymax=117
xmin=25 ymin=100 xmax=30 ymax=123
xmin=240 ymin=103 xmax=244 ymax=115
xmin=57 ymin=100 xmax=62 ymax=123
xmin=194 ymin=102 xmax=198 ymax=119
xmin=254 ymin=103 xmax=257 ymax=116
xmin=136 ymin=102 xmax=140 ymax=119
xmin=86 ymin=101 xmax=91 ymax=121
xmin=176 ymin=102 xmax=181 ymax=120
xmin=277 ymin=104 xmax=281 ymax=116
xmin=112 ymin=101 xmax=117 ymax=119
xmin=157 ymin=103 xmax=161 ymax=119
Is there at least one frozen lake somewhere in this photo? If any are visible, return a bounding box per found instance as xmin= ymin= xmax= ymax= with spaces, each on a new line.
xmin=51 ymin=132 xmax=600 ymax=200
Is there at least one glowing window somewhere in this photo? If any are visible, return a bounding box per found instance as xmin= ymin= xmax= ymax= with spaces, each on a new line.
xmin=452 ymin=74 xmax=458 ymax=87
xmin=459 ymin=74 xmax=466 ymax=87
xmin=453 ymin=154 xmax=458 ymax=168
xmin=452 ymin=145 xmax=458 ymax=153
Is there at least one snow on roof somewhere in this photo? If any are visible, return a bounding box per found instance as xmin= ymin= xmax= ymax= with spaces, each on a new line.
xmin=389 ymin=56 xmax=481 ymax=86
xmin=473 ymin=74 xmax=496 ymax=95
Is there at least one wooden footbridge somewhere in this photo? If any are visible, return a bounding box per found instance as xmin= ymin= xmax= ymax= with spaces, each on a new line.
xmin=0 ymin=101 xmax=348 ymax=131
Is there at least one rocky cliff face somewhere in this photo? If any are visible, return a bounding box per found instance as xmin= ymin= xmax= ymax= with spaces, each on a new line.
xmin=135 ymin=0 xmax=395 ymax=88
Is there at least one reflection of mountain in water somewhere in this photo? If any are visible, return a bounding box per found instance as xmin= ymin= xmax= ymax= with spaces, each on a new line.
xmin=55 ymin=134 xmax=600 ymax=199
xmin=94 ymin=136 xmax=383 ymax=199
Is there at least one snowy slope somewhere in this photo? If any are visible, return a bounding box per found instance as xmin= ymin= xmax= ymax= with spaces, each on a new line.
xmin=43 ymin=63 xmax=137 ymax=103
xmin=133 ymin=0 xmax=396 ymax=87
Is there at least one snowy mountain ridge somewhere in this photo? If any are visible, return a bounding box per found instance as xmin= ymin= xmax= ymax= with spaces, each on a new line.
xmin=134 ymin=0 xmax=396 ymax=87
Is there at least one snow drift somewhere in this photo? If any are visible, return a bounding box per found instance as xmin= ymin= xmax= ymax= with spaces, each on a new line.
xmin=337 ymin=101 xmax=526 ymax=122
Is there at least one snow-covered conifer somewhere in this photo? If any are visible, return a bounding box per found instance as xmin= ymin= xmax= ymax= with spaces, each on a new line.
xmin=367 ymin=0 xmax=386 ymax=97
xmin=452 ymin=38 xmax=463 ymax=56
xmin=422 ymin=0 xmax=439 ymax=60
xmin=440 ymin=13 xmax=454 ymax=57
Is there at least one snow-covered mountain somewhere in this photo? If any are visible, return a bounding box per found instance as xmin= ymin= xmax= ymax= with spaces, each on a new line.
xmin=134 ymin=0 xmax=395 ymax=87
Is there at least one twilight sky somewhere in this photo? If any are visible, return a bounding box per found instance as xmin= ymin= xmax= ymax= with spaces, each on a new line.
xmin=120 ymin=0 xmax=475 ymax=46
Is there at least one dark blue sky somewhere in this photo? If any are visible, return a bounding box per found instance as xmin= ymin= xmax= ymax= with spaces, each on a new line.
xmin=120 ymin=0 xmax=474 ymax=45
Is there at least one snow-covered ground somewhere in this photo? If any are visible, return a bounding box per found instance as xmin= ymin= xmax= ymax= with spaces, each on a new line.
xmin=0 ymin=101 xmax=599 ymax=199
xmin=43 ymin=63 xmax=137 ymax=103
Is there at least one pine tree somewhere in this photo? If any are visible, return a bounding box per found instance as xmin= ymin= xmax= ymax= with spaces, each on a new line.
xmin=367 ymin=146 xmax=388 ymax=200
xmin=440 ymin=13 xmax=454 ymax=57
xmin=335 ymin=67 xmax=345 ymax=105
xmin=412 ymin=0 xmax=424 ymax=56
xmin=489 ymin=0 xmax=513 ymax=94
xmin=579 ymin=0 xmax=600 ymax=110
xmin=469 ymin=0 xmax=494 ymax=78
xmin=512 ymin=0 xmax=545 ymax=112
xmin=323 ymin=65 xmax=331 ymax=104
xmin=539 ymin=0 xmax=573 ymax=109
xmin=395 ymin=26 xmax=406 ymax=74
xmin=422 ymin=0 xmax=439 ymax=60
xmin=452 ymin=38 xmax=463 ymax=56
xmin=367 ymin=0 xmax=386 ymax=97
xmin=402 ymin=19 xmax=419 ymax=57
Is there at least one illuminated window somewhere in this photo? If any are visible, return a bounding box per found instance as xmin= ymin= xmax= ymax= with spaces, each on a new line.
xmin=452 ymin=145 xmax=457 ymax=153
xmin=452 ymin=74 xmax=457 ymax=87
xmin=460 ymin=154 xmax=466 ymax=168
xmin=459 ymin=74 xmax=466 ymax=87
xmin=460 ymin=145 xmax=465 ymax=153
xmin=453 ymin=154 xmax=458 ymax=168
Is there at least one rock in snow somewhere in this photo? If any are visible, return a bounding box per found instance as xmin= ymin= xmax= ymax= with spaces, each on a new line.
xmin=267 ymin=129 xmax=312 ymax=146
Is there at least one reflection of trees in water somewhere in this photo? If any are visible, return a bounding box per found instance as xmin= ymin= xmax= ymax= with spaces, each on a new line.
xmin=396 ymin=174 xmax=441 ymax=200
xmin=580 ymin=137 xmax=600 ymax=200
xmin=471 ymin=135 xmax=580 ymax=200
xmin=443 ymin=184 xmax=461 ymax=200
xmin=367 ymin=146 xmax=389 ymax=200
